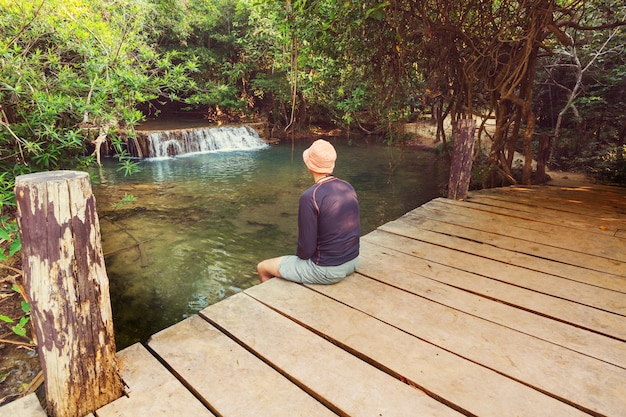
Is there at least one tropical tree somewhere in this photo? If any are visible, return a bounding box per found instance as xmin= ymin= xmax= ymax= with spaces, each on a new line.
xmin=535 ymin=1 xmax=626 ymax=181
xmin=287 ymin=0 xmax=626 ymax=185
xmin=0 ymin=0 xmax=197 ymax=178
xmin=144 ymin=0 xmax=270 ymax=122
xmin=2 ymin=0 xmax=625 ymax=192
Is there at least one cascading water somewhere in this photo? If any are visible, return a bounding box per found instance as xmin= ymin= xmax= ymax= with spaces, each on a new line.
xmin=144 ymin=125 xmax=268 ymax=158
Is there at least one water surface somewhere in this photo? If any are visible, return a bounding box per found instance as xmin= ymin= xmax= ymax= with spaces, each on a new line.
xmin=92 ymin=138 xmax=448 ymax=348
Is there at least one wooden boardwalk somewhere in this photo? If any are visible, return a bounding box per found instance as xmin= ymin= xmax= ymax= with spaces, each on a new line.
xmin=6 ymin=182 xmax=625 ymax=416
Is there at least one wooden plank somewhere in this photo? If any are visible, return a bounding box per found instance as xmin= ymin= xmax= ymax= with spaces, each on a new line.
xmin=472 ymin=187 xmax=623 ymax=220
xmin=307 ymin=274 xmax=626 ymax=417
xmin=513 ymin=184 xmax=626 ymax=206
xmin=377 ymin=222 xmax=626 ymax=316
xmin=96 ymin=343 xmax=214 ymax=417
xmin=489 ymin=183 xmax=626 ymax=204
xmin=200 ymin=292 xmax=463 ymax=417
xmin=245 ymin=279 xmax=590 ymax=417
xmin=0 ymin=393 xmax=46 ymax=417
xmin=480 ymin=184 xmax=626 ymax=206
xmin=541 ymin=186 xmax=626 ymax=207
xmin=420 ymin=198 xmax=626 ymax=264
xmin=477 ymin=187 xmax=626 ymax=217
xmin=358 ymin=240 xmax=626 ymax=369
xmin=545 ymin=182 xmax=626 ymax=193
xmin=396 ymin=209 xmax=626 ymax=289
xmin=147 ymin=315 xmax=336 ymax=417
xmin=469 ymin=193 xmax=626 ymax=225
xmin=363 ymin=230 xmax=626 ymax=339
xmin=465 ymin=193 xmax=626 ymax=232
xmin=403 ymin=209 xmax=625 ymax=277
xmin=402 ymin=209 xmax=626 ymax=278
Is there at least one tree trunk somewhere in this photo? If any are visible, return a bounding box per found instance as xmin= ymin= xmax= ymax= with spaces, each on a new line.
xmin=536 ymin=134 xmax=551 ymax=184
xmin=521 ymin=48 xmax=539 ymax=185
xmin=14 ymin=171 xmax=123 ymax=417
xmin=522 ymin=110 xmax=536 ymax=185
xmin=447 ymin=118 xmax=476 ymax=200
xmin=433 ymin=97 xmax=443 ymax=142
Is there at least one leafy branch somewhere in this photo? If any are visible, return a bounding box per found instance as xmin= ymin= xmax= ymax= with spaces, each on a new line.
xmin=0 ymin=279 xmax=34 ymax=346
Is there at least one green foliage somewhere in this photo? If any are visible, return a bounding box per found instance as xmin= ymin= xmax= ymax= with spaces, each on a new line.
xmin=0 ymin=218 xmax=21 ymax=262
xmin=0 ymin=285 xmax=32 ymax=342
xmin=149 ymin=0 xmax=260 ymax=115
xmin=593 ymin=145 xmax=626 ymax=183
xmin=109 ymin=133 xmax=141 ymax=176
xmin=111 ymin=193 xmax=137 ymax=209
xmin=533 ymin=1 xmax=626 ymax=181
xmin=0 ymin=173 xmax=20 ymax=262
xmin=0 ymin=172 xmax=15 ymax=209
xmin=0 ymin=0 xmax=198 ymax=265
xmin=0 ymin=0 xmax=196 ymax=184
xmin=0 ymin=0 xmax=624 ymax=191
xmin=337 ymin=88 xmax=366 ymax=125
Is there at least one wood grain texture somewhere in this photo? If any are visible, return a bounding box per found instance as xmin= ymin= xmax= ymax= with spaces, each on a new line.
xmin=15 ymin=171 xmax=122 ymax=417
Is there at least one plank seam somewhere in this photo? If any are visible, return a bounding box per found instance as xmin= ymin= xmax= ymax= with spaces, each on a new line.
xmin=244 ymin=287 xmax=478 ymax=417
xmin=355 ymin=267 xmax=626 ymax=369
xmin=431 ymin=200 xmax=626 ymax=235
xmin=373 ymin=228 xmax=626 ymax=319
xmin=475 ymin=206 xmax=624 ymax=238
xmin=414 ymin=204 xmax=626 ymax=265
xmin=468 ymin=192 xmax=626 ymax=217
xmin=197 ymin=304 xmax=348 ymax=417
xmin=360 ymin=231 xmax=626 ymax=342
xmin=302 ymin=277 xmax=609 ymax=417
xmin=140 ymin=342 xmax=224 ymax=417
xmin=391 ymin=213 xmax=626 ymax=287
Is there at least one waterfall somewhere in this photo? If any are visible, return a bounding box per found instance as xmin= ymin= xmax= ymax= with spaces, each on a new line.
xmin=143 ymin=125 xmax=268 ymax=158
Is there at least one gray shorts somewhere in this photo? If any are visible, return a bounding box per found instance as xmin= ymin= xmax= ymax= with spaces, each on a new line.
xmin=279 ymin=256 xmax=360 ymax=285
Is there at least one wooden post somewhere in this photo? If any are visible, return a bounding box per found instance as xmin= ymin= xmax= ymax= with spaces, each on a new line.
xmin=447 ymin=118 xmax=476 ymax=200
xmin=14 ymin=171 xmax=123 ymax=417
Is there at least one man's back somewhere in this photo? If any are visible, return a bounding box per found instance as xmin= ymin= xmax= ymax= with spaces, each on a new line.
xmin=297 ymin=177 xmax=360 ymax=266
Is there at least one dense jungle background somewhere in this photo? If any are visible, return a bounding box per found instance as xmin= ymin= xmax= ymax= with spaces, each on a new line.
xmin=1 ymin=0 xmax=625 ymax=405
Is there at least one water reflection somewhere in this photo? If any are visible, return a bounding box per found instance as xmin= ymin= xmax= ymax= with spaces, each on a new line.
xmin=92 ymin=139 xmax=448 ymax=348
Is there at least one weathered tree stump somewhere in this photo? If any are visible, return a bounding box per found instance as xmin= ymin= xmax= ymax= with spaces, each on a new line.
xmin=14 ymin=171 xmax=123 ymax=417
xmin=447 ymin=118 xmax=476 ymax=200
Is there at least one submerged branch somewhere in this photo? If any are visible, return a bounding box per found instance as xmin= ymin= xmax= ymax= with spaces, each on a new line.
xmin=103 ymin=238 xmax=156 ymax=257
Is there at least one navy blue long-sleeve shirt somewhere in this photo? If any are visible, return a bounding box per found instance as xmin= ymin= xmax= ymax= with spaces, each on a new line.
xmin=296 ymin=177 xmax=360 ymax=266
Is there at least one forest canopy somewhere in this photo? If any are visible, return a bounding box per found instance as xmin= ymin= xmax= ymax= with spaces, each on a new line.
xmin=1 ymin=0 xmax=625 ymax=199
